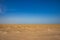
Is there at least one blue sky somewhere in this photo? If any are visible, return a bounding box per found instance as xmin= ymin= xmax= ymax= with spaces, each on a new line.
xmin=0 ymin=0 xmax=60 ymax=24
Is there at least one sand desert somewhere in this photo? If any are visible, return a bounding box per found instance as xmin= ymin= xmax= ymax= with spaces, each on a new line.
xmin=0 ymin=24 xmax=60 ymax=40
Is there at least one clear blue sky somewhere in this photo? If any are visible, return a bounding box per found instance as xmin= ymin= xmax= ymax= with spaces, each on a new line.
xmin=0 ymin=0 xmax=60 ymax=24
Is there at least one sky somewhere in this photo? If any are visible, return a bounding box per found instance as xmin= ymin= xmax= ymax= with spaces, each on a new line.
xmin=0 ymin=0 xmax=60 ymax=24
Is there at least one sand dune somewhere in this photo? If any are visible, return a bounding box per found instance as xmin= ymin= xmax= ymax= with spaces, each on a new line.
xmin=0 ymin=24 xmax=60 ymax=40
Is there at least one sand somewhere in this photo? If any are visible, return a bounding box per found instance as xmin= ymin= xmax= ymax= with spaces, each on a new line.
xmin=0 ymin=24 xmax=60 ymax=40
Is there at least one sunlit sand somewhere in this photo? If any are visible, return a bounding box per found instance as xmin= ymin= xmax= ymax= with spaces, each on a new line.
xmin=0 ymin=24 xmax=60 ymax=40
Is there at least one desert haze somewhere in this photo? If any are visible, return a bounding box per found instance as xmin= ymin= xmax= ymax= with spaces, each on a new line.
xmin=0 ymin=24 xmax=60 ymax=40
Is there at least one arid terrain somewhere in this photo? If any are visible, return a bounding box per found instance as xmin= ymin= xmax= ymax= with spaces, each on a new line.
xmin=0 ymin=24 xmax=60 ymax=40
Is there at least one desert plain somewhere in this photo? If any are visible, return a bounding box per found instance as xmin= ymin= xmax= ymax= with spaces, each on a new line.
xmin=0 ymin=24 xmax=60 ymax=40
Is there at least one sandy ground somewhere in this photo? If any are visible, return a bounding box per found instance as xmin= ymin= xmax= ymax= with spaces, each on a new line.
xmin=0 ymin=24 xmax=60 ymax=40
